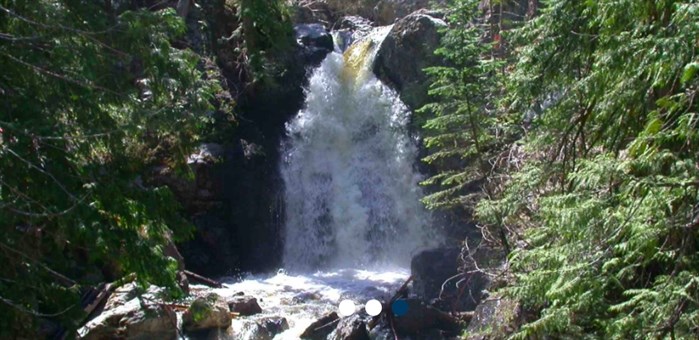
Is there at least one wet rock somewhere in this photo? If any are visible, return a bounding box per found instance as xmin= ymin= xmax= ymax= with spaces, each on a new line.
xmin=295 ymin=23 xmax=334 ymax=66
xmin=373 ymin=11 xmax=446 ymax=110
xmin=228 ymin=295 xmax=263 ymax=316
xmin=292 ymin=291 xmax=322 ymax=303
xmin=182 ymin=293 xmax=231 ymax=333
xmin=334 ymin=16 xmax=375 ymax=51
xmin=260 ymin=317 xmax=290 ymax=339
xmin=329 ymin=314 xmax=370 ymax=340
xmin=391 ymin=298 xmax=460 ymax=336
xmin=300 ymin=311 xmax=339 ymax=340
xmin=78 ymin=284 xmax=177 ymax=340
xmin=465 ymin=297 xmax=522 ymax=340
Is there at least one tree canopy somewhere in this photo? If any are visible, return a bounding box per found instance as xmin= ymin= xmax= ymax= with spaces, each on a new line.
xmin=0 ymin=0 xmax=219 ymax=335
xmin=423 ymin=0 xmax=699 ymax=337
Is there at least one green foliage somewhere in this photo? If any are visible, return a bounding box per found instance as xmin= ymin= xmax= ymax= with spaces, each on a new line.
xmin=427 ymin=0 xmax=699 ymax=338
xmin=419 ymin=0 xmax=516 ymax=211
xmin=233 ymin=0 xmax=293 ymax=83
xmin=0 ymin=0 xmax=218 ymax=336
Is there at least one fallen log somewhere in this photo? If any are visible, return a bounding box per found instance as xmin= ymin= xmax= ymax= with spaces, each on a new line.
xmin=184 ymin=270 xmax=223 ymax=288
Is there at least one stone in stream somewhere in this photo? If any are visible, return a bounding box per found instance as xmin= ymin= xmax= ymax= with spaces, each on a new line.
xmin=237 ymin=316 xmax=290 ymax=340
xmin=182 ymin=293 xmax=232 ymax=333
xmin=228 ymin=295 xmax=263 ymax=316
xmin=300 ymin=311 xmax=339 ymax=340
xmin=328 ymin=314 xmax=371 ymax=340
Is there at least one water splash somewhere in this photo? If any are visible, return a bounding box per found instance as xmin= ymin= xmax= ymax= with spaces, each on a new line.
xmin=282 ymin=27 xmax=437 ymax=271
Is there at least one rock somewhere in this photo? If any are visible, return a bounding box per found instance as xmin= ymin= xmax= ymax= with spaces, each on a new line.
xmin=412 ymin=246 xmax=502 ymax=312
xmin=228 ymin=295 xmax=263 ymax=316
xmin=374 ymin=0 xmax=444 ymax=24
xmin=411 ymin=248 xmax=460 ymax=302
xmin=291 ymin=0 xmax=334 ymax=25
xmin=328 ymin=314 xmax=370 ymax=340
xmin=373 ymin=11 xmax=446 ymax=110
xmin=294 ymin=23 xmax=334 ymax=66
xmin=188 ymin=143 xmax=225 ymax=166
xmin=292 ymin=291 xmax=322 ymax=303
xmin=335 ymin=16 xmax=375 ymax=51
xmin=234 ymin=316 xmax=289 ymax=340
xmin=391 ymin=298 xmax=460 ymax=336
xmin=300 ymin=311 xmax=339 ymax=340
xmin=465 ymin=297 xmax=522 ymax=340
xmin=259 ymin=317 xmax=291 ymax=339
xmin=182 ymin=293 xmax=231 ymax=333
xmin=78 ymin=284 xmax=177 ymax=340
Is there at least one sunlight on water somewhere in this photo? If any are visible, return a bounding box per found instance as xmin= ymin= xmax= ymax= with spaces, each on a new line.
xmin=282 ymin=25 xmax=438 ymax=271
xmin=205 ymin=268 xmax=408 ymax=339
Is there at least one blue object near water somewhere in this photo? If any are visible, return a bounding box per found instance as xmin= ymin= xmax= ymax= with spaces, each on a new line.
xmin=392 ymin=299 xmax=409 ymax=317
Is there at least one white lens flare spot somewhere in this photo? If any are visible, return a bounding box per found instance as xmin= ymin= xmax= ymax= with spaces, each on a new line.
xmin=365 ymin=299 xmax=383 ymax=316
xmin=338 ymin=299 xmax=356 ymax=317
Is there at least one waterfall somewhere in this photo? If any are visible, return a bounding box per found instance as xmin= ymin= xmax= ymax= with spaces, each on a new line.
xmin=282 ymin=27 xmax=437 ymax=271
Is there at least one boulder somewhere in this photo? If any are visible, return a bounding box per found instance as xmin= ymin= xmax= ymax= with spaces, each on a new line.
xmin=182 ymin=293 xmax=231 ymax=333
xmin=411 ymin=248 xmax=460 ymax=302
xmin=295 ymin=23 xmax=335 ymax=66
xmin=373 ymin=11 xmax=446 ymax=110
xmin=78 ymin=284 xmax=177 ymax=340
xmin=228 ymin=295 xmax=263 ymax=316
xmin=300 ymin=311 xmax=339 ymax=340
xmin=328 ymin=314 xmax=370 ymax=340
xmin=391 ymin=298 xmax=460 ymax=336
xmin=412 ymin=246 xmax=503 ymax=312
xmin=465 ymin=297 xmax=522 ymax=340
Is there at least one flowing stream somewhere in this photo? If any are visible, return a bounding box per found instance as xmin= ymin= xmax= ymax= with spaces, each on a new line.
xmin=209 ymin=26 xmax=437 ymax=339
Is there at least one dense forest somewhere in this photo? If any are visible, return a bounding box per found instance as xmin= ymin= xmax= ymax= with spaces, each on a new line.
xmin=422 ymin=0 xmax=699 ymax=338
xmin=1 ymin=0 xmax=698 ymax=339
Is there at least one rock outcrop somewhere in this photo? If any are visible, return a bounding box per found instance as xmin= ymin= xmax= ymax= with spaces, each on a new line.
xmin=373 ymin=11 xmax=446 ymax=110
xmin=182 ymin=293 xmax=232 ymax=333
xmin=465 ymin=297 xmax=522 ymax=340
xmin=78 ymin=284 xmax=177 ymax=340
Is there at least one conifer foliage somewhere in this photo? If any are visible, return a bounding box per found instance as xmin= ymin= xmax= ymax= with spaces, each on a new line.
xmin=0 ymin=0 xmax=218 ymax=335
xmin=425 ymin=0 xmax=699 ymax=337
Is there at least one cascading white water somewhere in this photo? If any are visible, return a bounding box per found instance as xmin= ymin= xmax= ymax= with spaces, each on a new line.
xmin=282 ymin=27 xmax=436 ymax=270
xmin=204 ymin=28 xmax=439 ymax=340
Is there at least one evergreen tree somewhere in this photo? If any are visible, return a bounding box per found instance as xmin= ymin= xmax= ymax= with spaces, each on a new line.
xmin=473 ymin=0 xmax=699 ymax=337
xmin=0 ymin=0 xmax=218 ymax=335
xmin=426 ymin=0 xmax=699 ymax=337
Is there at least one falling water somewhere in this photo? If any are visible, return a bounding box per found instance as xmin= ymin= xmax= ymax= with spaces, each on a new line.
xmin=282 ymin=27 xmax=436 ymax=270
xmin=206 ymin=27 xmax=439 ymax=339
